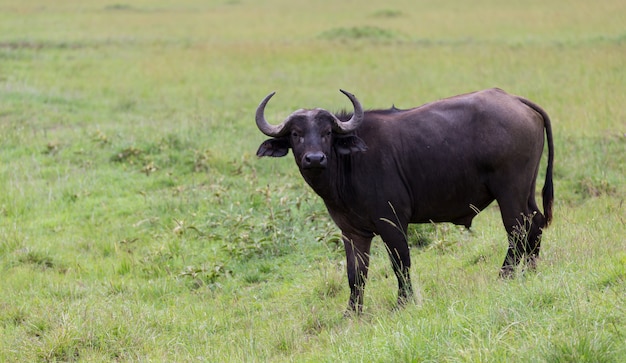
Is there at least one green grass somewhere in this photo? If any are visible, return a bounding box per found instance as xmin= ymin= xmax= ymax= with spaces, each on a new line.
xmin=1 ymin=0 xmax=625 ymax=361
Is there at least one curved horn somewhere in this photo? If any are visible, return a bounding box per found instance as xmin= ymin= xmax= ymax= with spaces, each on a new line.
xmin=255 ymin=91 xmax=290 ymax=137
xmin=332 ymin=89 xmax=364 ymax=133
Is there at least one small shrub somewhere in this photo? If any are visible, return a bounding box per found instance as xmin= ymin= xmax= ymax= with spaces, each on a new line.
xmin=319 ymin=26 xmax=398 ymax=41
xmin=542 ymin=335 xmax=617 ymax=363
xmin=111 ymin=146 xmax=143 ymax=163
xmin=104 ymin=4 xmax=135 ymax=11
xmin=595 ymin=255 xmax=626 ymax=289
xmin=302 ymin=308 xmax=342 ymax=335
xmin=407 ymin=224 xmax=435 ymax=249
xmin=371 ymin=9 xmax=404 ymax=18
xmin=179 ymin=263 xmax=230 ymax=290
xmin=577 ymin=176 xmax=617 ymax=199
xmin=314 ymin=274 xmax=344 ymax=300
xmin=17 ymin=249 xmax=55 ymax=269
xmin=193 ymin=149 xmax=213 ymax=172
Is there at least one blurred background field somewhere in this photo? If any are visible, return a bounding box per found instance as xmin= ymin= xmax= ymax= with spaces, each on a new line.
xmin=0 ymin=0 xmax=624 ymax=361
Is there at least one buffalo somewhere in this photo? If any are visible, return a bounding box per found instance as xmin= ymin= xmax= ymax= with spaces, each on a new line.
xmin=255 ymin=88 xmax=554 ymax=313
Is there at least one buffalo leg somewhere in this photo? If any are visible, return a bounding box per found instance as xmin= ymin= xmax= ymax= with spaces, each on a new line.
xmin=376 ymin=220 xmax=413 ymax=306
xmin=497 ymin=194 xmax=532 ymax=277
xmin=388 ymin=245 xmax=413 ymax=306
xmin=493 ymin=173 xmax=545 ymax=277
xmin=524 ymin=203 xmax=547 ymax=271
xmin=499 ymin=211 xmax=545 ymax=277
xmin=342 ymin=233 xmax=372 ymax=314
xmin=500 ymin=228 xmax=527 ymax=278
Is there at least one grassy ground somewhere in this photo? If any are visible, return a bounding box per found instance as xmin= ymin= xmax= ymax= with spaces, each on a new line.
xmin=1 ymin=0 xmax=625 ymax=361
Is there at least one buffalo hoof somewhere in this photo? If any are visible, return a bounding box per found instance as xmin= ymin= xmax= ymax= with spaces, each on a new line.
xmin=525 ymin=255 xmax=539 ymax=271
xmin=343 ymin=302 xmax=363 ymax=318
xmin=396 ymin=295 xmax=413 ymax=308
xmin=343 ymin=309 xmax=361 ymax=318
xmin=499 ymin=266 xmax=516 ymax=279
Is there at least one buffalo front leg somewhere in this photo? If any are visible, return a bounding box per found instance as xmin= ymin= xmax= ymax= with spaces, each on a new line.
xmin=342 ymin=233 xmax=372 ymax=314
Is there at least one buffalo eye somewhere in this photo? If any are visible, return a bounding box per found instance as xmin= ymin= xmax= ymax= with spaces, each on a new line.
xmin=291 ymin=131 xmax=303 ymax=143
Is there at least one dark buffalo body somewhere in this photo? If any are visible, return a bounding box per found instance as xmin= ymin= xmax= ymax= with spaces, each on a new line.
xmin=255 ymin=88 xmax=554 ymax=313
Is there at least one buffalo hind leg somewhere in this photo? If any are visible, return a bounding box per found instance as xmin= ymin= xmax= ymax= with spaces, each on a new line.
xmin=497 ymin=193 xmax=532 ymax=278
xmin=342 ymin=233 xmax=372 ymax=315
xmin=499 ymin=209 xmax=545 ymax=278
xmin=500 ymin=223 xmax=528 ymax=278
xmin=387 ymin=244 xmax=413 ymax=307
xmin=376 ymin=220 xmax=414 ymax=307
xmin=523 ymin=203 xmax=547 ymax=271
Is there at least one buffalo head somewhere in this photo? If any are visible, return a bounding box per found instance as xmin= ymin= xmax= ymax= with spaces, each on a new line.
xmin=255 ymin=90 xmax=368 ymax=174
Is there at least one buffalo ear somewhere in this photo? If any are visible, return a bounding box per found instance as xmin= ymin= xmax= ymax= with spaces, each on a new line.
xmin=334 ymin=135 xmax=368 ymax=155
xmin=256 ymin=138 xmax=290 ymax=157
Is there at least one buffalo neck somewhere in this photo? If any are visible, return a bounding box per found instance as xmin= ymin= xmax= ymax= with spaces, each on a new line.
xmin=300 ymin=152 xmax=354 ymax=211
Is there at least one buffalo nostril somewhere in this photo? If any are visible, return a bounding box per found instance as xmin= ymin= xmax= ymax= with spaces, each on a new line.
xmin=303 ymin=152 xmax=327 ymax=168
xmin=306 ymin=155 xmax=324 ymax=163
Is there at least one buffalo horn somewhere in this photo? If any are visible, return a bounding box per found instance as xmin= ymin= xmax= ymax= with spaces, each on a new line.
xmin=255 ymin=91 xmax=290 ymax=137
xmin=256 ymin=90 xmax=364 ymax=137
xmin=332 ymin=89 xmax=364 ymax=134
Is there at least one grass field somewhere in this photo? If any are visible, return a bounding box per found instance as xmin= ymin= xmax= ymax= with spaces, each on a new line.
xmin=1 ymin=0 xmax=625 ymax=361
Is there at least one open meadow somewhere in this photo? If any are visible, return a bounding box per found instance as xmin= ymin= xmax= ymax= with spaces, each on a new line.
xmin=1 ymin=0 xmax=625 ymax=361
